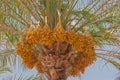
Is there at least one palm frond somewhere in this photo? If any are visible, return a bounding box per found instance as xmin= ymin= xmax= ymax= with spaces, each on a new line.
xmin=0 ymin=48 xmax=16 ymax=66
xmin=0 ymin=66 xmax=12 ymax=74
xmin=2 ymin=74 xmax=45 ymax=80
xmin=0 ymin=23 xmax=22 ymax=35
xmin=96 ymin=45 xmax=120 ymax=70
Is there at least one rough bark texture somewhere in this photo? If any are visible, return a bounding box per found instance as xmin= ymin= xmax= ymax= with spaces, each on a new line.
xmin=39 ymin=42 xmax=72 ymax=80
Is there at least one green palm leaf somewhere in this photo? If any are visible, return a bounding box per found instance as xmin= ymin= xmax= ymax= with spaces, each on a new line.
xmin=0 ymin=66 xmax=12 ymax=74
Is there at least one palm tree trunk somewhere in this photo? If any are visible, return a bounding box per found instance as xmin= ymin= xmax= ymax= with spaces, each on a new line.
xmin=39 ymin=42 xmax=72 ymax=80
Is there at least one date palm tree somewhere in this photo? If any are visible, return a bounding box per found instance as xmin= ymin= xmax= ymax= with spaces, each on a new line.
xmin=0 ymin=0 xmax=120 ymax=80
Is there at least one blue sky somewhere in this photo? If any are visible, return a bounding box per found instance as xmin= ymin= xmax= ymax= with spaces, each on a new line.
xmin=81 ymin=58 xmax=119 ymax=80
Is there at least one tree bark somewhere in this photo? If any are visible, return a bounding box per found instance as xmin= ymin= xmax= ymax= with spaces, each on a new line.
xmin=39 ymin=42 xmax=72 ymax=80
